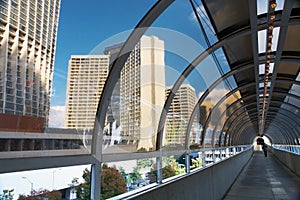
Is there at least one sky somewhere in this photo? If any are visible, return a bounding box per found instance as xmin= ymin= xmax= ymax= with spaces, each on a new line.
xmin=50 ymin=0 xmax=157 ymax=106
xmin=48 ymin=0 xmax=219 ymax=128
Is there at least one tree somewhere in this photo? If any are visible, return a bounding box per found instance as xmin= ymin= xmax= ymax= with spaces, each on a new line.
xmin=137 ymin=158 xmax=153 ymax=170
xmin=18 ymin=189 xmax=61 ymax=200
xmin=101 ymin=164 xmax=126 ymax=199
xmin=190 ymin=157 xmax=202 ymax=170
xmin=130 ymin=167 xmax=141 ymax=181
xmin=76 ymin=165 xmax=126 ymax=200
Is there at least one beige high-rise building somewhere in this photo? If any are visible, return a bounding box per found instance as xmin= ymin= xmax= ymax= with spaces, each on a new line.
xmin=119 ymin=35 xmax=165 ymax=150
xmin=165 ymin=84 xmax=196 ymax=145
xmin=65 ymin=36 xmax=165 ymax=150
xmin=65 ymin=55 xmax=109 ymax=130
xmin=104 ymin=35 xmax=166 ymax=150
xmin=0 ymin=0 xmax=61 ymax=131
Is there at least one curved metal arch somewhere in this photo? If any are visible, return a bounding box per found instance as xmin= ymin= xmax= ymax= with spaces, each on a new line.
xmin=156 ymin=26 xmax=253 ymax=149
xmin=266 ymin=110 xmax=300 ymax=139
xmin=200 ymin=81 xmax=257 ymax=143
xmin=157 ymin=13 xmax=300 ymax=149
xmin=230 ymin=117 xmax=291 ymax=146
xmin=221 ymin=87 xmax=300 ymax=142
xmin=213 ymin=90 xmax=300 ymax=147
xmin=206 ymin=89 xmax=300 ymax=147
xmin=186 ymin=72 xmax=300 ymax=149
xmin=221 ymin=102 xmax=298 ymax=146
xmin=215 ymin=92 xmax=300 ymax=147
xmin=236 ymin=125 xmax=257 ymax=145
xmin=229 ymin=109 xmax=297 ymax=146
xmin=226 ymin=103 xmax=300 ymax=146
xmin=218 ymin=102 xmax=300 ymax=146
xmin=93 ymin=0 xmax=175 ymax=155
xmin=263 ymin=0 xmax=295 ymax=133
xmin=233 ymin=120 xmax=256 ymax=145
xmin=232 ymin=115 xmax=296 ymax=146
xmin=183 ymin=63 xmax=254 ymax=149
xmin=226 ymin=119 xmax=253 ymax=146
xmin=264 ymin=118 xmax=300 ymax=144
xmin=264 ymin=123 xmax=294 ymax=145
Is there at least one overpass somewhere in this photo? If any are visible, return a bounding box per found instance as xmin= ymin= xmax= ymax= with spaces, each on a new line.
xmin=1 ymin=0 xmax=300 ymax=199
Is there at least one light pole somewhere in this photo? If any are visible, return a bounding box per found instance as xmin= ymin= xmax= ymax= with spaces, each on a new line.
xmin=52 ymin=168 xmax=61 ymax=190
xmin=22 ymin=177 xmax=33 ymax=195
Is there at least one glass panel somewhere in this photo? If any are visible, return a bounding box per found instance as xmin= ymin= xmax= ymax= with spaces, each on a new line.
xmin=257 ymin=0 xmax=268 ymax=15
xmin=103 ymin=158 xmax=155 ymax=197
xmin=0 ymin=165 xmax=90 ymax=199
xmin=284 ymin=96 xmax=300 ymax=108
xmin=258 ymin=29 xmax=267 ymax=54
xmin=161 ymin=154 xmax=186 ymax=182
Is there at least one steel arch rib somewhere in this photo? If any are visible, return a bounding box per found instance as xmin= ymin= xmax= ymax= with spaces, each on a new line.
xmin=233 ymin=115 xmax=295 ymax=146
xmin=92 ymin=0 xmax=175 ymax=156
xmin=224 ymin=102 xmax=300 ymax=146
xmin=227 ymin=108 xmax=296 ymax=146
xmin=213 ymin=91 xmax=300 ymax=147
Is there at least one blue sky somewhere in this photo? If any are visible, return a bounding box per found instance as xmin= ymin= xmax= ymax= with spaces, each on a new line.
xmin=51 ymin=0 xmax=156 ymax=106
xmin=50 ymin=0 xmax=214 ymax=106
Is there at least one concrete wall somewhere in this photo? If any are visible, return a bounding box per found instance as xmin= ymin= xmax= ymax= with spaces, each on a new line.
xmin=128 ymin=148 xmax=253 ymax=200
xmin=271 ymin=148 xmax=300 ymax=177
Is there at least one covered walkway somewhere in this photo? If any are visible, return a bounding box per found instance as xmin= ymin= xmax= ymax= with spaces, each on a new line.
xmin=1 ymin=0 xmax=300 ymax=199
xmin=224 ymin=151 xmax=300 ymax=200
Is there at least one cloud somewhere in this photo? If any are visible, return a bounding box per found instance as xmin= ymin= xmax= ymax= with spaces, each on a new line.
xmin=198 ymin=88 xmax=230 ymax=101
xmin=49 ymin=106 xmax=65 ymax=128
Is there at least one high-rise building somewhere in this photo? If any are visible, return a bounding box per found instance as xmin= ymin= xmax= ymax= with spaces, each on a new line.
xmin=104 ymin=35 xmax=166 ymax=150
xmin=65 ymin=36 xmax=165 ymax=150
xmin=0 ymin=0 xmax=61 ymax=132
xmin=165 ymin=84 xmax=196 ymax=145
xmin=65 ymin=55 xmax=110 ymax=130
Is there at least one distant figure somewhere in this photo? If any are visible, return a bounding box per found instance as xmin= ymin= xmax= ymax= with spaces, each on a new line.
xmin=262 ymin=143 xmax=268 ymax=157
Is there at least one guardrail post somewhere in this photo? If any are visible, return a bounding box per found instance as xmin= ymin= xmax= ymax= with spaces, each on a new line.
xmin=201 ymin=150 xmax=206 ymax=168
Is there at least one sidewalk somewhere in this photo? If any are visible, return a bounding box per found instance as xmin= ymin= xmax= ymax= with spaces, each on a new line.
xmin=223 ymin=150 xmax=300 ymax=200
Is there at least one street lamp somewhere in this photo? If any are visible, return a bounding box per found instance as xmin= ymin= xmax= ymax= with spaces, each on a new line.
xmin=52 ymin=168 xmax=61 ymax=190
xmin=22 ymin=177 xmax=33 ymax=195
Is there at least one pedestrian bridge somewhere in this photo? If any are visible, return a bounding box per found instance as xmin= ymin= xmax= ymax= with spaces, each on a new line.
xmin=1 ymin=0 xmax=300 ymax=199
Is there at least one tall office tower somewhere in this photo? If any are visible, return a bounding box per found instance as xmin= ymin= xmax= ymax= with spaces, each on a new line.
xmin=65 ymin=55 xmax=110 ymax=130
xmin=105 ymin=35 xmax=165 ymax=151
xmin=165 ymin=84 xmax=196 ymax=145
xmin=0 ymin=0 xmax=61 ymax=132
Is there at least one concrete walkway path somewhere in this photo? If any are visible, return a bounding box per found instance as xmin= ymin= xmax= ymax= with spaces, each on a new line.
xmin=223 ymin=150 xmax=300 ymax=200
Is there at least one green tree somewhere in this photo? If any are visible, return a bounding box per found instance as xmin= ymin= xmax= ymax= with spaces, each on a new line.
xmin=170 ymin=158 xmax=185 ymax=175
xmin=76 ymin=168 xmax=91 ymax=200
xmin=137 ymin=158 xmax=153 ymax=170
xmin=190 ymin=157 xmax=202 ymax=170
xmin=130 ymin=167 xmax=141 ymax=181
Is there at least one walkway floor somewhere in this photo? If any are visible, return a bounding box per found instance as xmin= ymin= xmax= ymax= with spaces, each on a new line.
xmin=223 ymin=150 xmax=300 ymax=200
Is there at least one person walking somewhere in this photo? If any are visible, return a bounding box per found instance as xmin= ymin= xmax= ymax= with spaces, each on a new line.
xmin=262 ymin=143 xmax=268 ymax=157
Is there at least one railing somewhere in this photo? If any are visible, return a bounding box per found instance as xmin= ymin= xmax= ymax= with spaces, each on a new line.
xmin=272 ymin=144 xmax=300 ymax=155
xmin=108 ymin=145 xmax=253 ymax=199
xmin=111 ymin=145 xmax=253 ymax=200
xmin=187 ymin=145 xmax=252 ymax=170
